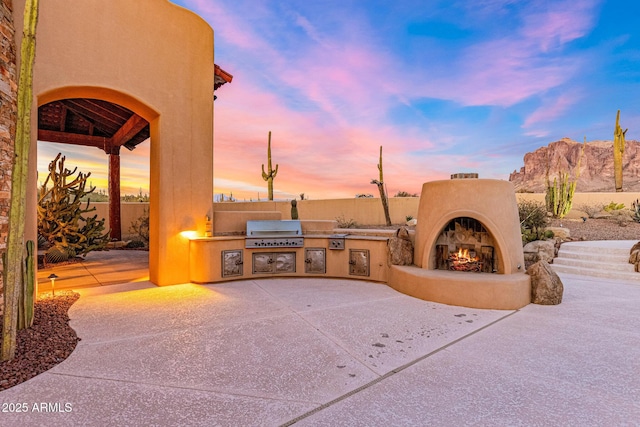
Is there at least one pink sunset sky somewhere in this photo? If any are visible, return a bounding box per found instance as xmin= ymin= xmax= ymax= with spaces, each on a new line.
xmin=37 ymin=0 xmax=640 ymax=200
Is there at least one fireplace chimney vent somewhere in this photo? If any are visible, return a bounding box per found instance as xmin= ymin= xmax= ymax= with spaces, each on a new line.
xmin=451 ymin=173 xmax=478 ymax=179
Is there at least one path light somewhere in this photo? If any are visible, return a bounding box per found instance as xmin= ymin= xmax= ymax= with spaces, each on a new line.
xmin=47 ymin=273 xmax=58 ymax=296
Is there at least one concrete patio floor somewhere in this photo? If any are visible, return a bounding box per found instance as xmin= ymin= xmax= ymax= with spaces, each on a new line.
xmin=2 ymin=247 xmax=640 ymax=426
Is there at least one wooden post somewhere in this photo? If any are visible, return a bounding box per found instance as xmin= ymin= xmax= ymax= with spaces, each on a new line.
xmin=108 ymin=146 xmax=121 ymax=241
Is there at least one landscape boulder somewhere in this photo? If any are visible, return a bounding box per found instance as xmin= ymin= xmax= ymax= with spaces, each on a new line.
xmin=629 ymin=241 xmax=640 ymax=272
xmin=545 ymin=226 xmax=570 ymax=240
xmin=388 ymin=226 xmax=413 ymax=266
xmin=527 ymin=261 xmax=563 ymax=305
xmin=523 ymin=240 xmax=556 ymax=264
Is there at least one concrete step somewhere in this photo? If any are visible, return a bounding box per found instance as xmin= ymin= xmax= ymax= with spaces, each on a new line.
xmin=552 ymin=266 xmax=638 ymax=280
xmin=558 ymin=240 xmax=636 ymax=255
xmin=551 ymin=264 xmax=640 ymax=282
xmin=552 ymin=240 xmax=640 ymax=282
xmin=553 ymin=257 xmax=635 ymax=273
xmin=556 ymin=249 xmax=629 ymax=264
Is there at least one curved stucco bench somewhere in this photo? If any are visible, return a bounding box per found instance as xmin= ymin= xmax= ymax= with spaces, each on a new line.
xmin=388 ymin=265 xmax=531 ymax=310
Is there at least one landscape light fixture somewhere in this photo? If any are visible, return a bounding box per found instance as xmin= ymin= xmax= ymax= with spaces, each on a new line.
xmin=47 ymin=273 xmax=58 ymax=296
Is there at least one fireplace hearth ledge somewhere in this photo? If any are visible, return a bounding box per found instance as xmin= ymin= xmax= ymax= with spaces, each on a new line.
xmin=388 ymin=265 xmax=531 ymax=310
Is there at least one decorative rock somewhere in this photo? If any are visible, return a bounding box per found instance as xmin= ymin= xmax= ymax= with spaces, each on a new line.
xmin=527 ymin=261 xmax=563 ymax=305
xmin=523 ymin=240 xmax=555 ymax=263
xmin=629 ymin=241 xmax=640 ymax=271
xmin=406 ymin=218 xmax=417 ymax=226
xmin=388 ymin=226 xmax=413 ymax=266
xmin=593 ymin=212 xmax=612 ymax=219
xmin=545 ymin=226 xmax=570 ymax=240
xmin=106 ymin=240 xmax=128 ymax=249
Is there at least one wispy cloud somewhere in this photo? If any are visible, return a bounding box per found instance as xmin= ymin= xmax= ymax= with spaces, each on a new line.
xmin=523 ymin=92 xmax=582 ymax=129
xmin=408 ymin=0 xmax=598 ymax=107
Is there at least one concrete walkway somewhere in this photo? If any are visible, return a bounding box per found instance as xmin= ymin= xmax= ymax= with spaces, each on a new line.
xmin=37 ymin=250 xmax=150 ymax=292
xmin=1 ymin=247 xmax=639 ymax=425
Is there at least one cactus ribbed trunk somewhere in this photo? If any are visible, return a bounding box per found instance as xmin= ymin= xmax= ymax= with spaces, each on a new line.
xmin=261 ymin=131 xmax=278 ymax=201
xmin=545 ymin=138 xmax=585 ymax=219
xmin=372 ymin=146 xmax=392 ymax=226
xmin=614 ymin=110 xmax=627 ymax=192
xmin=3 ymin=0 xmax=39 ymax=361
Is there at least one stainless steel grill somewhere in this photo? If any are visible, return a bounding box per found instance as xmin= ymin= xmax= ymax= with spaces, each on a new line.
xmin=245 ymin=220 xmax=304 ymax=248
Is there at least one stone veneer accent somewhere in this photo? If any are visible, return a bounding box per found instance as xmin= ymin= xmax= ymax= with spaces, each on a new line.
xmin=0 ymin=0 xmax=17 ymax=292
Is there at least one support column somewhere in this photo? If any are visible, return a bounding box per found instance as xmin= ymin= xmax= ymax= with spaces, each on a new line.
xmin=108 ymin=146 xmax=121 ymax=241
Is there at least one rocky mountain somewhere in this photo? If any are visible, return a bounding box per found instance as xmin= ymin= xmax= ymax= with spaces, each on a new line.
xmin=509 ymin=138 xmax=640 ymax=192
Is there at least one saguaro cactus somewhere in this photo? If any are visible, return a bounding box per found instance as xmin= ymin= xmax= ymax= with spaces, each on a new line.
xmin=3 ymin=0 xmax=39 ymax=362
xmin=370 ymin=146 xmax=392 ymax=226
xmin=614 ymin=110 xmax=627 ymax=192
xmin=261 ymin=131 xmax=278 ymax=200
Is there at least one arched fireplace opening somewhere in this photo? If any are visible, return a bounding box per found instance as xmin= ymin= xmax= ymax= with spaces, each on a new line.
xmin=434 ymin=217 xmax=497 ymax=273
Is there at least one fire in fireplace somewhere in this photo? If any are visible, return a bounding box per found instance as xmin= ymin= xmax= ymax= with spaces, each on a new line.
xmin=434 ymin=217 xmax=496 ymax=273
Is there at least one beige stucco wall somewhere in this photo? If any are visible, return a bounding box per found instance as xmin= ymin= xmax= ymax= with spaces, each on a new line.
xmin=14 ymin=0 xmax=214 ymax=285
xmin=92 ymin=203 xmax=149 ymax=240
xmin=516 ymin=192 xmax=640 ymax=211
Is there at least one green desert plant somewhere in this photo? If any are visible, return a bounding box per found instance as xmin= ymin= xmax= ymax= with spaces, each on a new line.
xmin=633 ymin=199 xmax=640 ymax=223
xmin=614 ymin=110 xmax=627 ymax=192
xmin=518 ymin=200 xmax=549 ymax=243
xmin=603 ymin=201 xmax=625 ymax=212
xmin=261 ymin=131 xmax=278 ymax=201
xmin=37 ymin=154 xmax=110 ymax=261
xmin=3 ymin=0 xmax=39 ymax=361
xmin=545 ymin=138 xmax=585 ymax=219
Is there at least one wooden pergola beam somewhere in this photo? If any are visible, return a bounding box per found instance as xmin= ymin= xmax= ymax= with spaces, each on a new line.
xmin=38 ymin=129 xmax=108 ymax=148
xmin=111 ymin=114 xmax=147 ymax=147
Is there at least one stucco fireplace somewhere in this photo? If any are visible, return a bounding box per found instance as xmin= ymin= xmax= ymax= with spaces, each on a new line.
xmin=388 ymin=177 xmax=531 ymax=310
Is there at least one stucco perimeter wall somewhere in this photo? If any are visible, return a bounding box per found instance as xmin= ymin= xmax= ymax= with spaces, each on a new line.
xmin=213 ymin=197 xmax=420 ymax=225
xmin=14 ymin=0 xmax=215 ymax=285
xmin=516 ymin=192 xmax=640 ymax=215
xmin=92 ymin=203 xmax=149 ymax=240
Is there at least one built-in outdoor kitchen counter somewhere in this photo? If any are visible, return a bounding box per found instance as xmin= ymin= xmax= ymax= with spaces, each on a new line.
xmin=188 ymin=219 xmax=393 ymax=284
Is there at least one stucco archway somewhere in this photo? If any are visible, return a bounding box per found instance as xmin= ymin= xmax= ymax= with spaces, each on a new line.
xmin=38 ymin=87 xmax=156 ymax=241
xmin=15 ymin=0 xmax=216 ymax=286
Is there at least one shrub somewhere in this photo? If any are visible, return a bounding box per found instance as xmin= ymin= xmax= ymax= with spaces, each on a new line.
xmin=126 ymin=240 xmax=146 ymax=249
xmin=577 ymin=203 xmax=603 ymax=218
xmin=519 ymin=200 xmax=548 ymax=243
xmin=335 ymin=214 xmax=357 ymax=228
xmin=129 ymin=208 xmax=150 ymax=244
xmin=395 ymin=191 xmax=418 ymax=197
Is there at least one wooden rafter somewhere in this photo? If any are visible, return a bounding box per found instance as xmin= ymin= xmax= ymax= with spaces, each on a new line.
xmin=111 ymin=114 xmax=147 ymax=147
